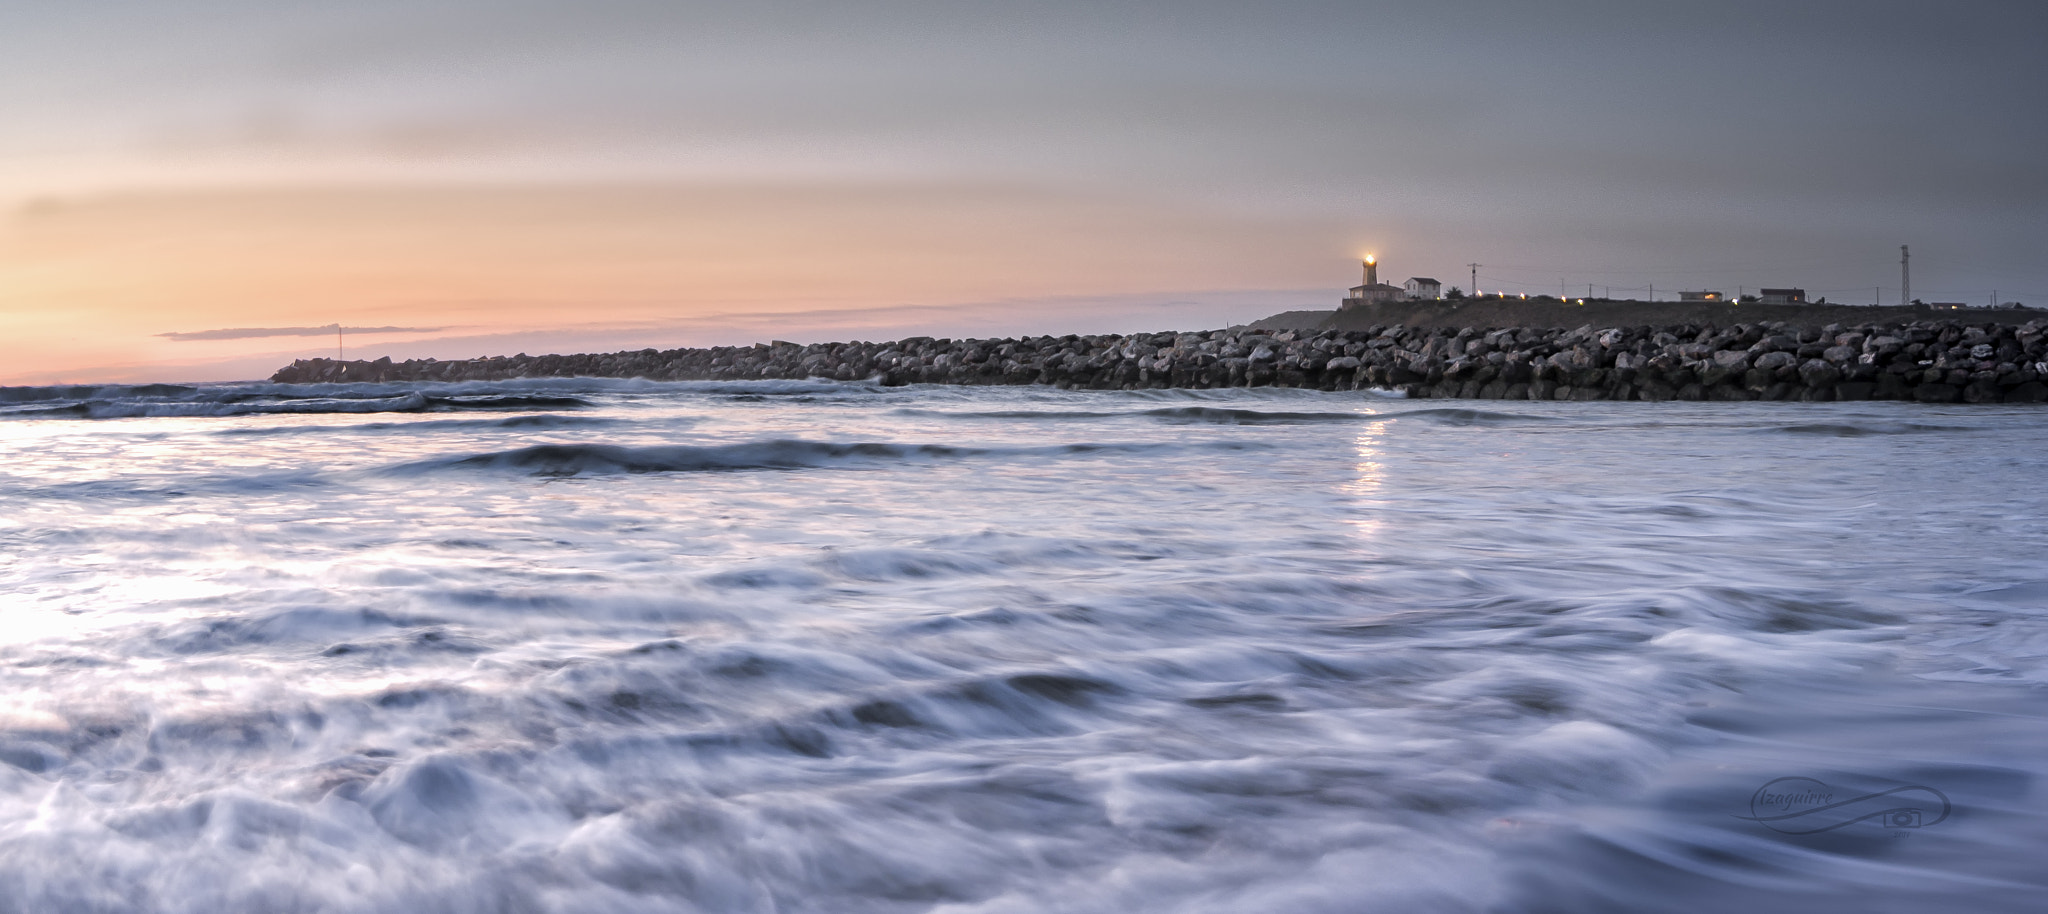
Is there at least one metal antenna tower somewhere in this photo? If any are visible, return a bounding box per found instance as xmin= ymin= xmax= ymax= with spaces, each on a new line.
xmin=1901 ymin=245 xmax=1911 ymax=306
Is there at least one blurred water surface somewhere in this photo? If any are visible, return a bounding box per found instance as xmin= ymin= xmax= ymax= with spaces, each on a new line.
xmin=1 ymin=379 xmax=2044 ymax=913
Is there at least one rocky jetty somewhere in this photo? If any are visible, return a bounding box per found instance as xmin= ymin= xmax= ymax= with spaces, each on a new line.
xmin=272 ymin=318 xmax=2048 ymax=403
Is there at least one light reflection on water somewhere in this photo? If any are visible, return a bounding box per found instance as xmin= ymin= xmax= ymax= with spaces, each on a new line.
xmin=1343 ymin=419 xmax=1387 ymax=544
xmin=0 ymin=380 xmax=2042 ymax=913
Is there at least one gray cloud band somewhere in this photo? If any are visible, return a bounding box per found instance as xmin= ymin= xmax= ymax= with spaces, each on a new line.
xmin=159 ymin=326 xmax=441 ymax=341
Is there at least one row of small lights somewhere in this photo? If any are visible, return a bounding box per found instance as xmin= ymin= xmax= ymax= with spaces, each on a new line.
xmin=1364 ymin=253 xmax=1830 ymax=308
xmin=1368 ymin=255 xmax=1593 ymax=306
xmin=1371 ymin=254 xmax=1667 ymax=306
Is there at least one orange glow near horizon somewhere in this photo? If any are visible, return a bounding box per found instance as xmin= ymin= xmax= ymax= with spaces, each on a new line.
xmin=0 ymin=182 xmax=1357 ymax=384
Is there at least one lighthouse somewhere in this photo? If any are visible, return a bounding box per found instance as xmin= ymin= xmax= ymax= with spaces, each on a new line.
xmin=1343 ymin=254 xmax=1405 ymax=308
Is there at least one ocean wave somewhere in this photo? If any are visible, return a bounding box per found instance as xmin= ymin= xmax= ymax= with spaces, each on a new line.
xmin=664 ymin=378 xmax=886 ymax=396
xmin=420 ymin=441 xmax=983 ymax=476
xmin=8 ymin=385 xmax=2046 ymax=913
xmin=18 ymin=469 xmax=333 ymax=501
xmin=888 ymin=408 xmax=1128 ymax=420
xmin=1382 ymin=407 xmax=1559 ymax=425
xmin=0 ymin=392 xmax=594 ymax=420
xmin=1141 ymin=406 xmax=1368 ymax=424
xmin=215 ymin=414 xmax=623 ymax=436
xmin=890 ymin=406 xmax=1369 ymax=423
xmin=0 ymin=403 xmax=94 ymax=418
xmin=0 ymin=375 xmax=896 ymax=421
xmin=0 ymin=383 xmax=197 ymax=404
xmin=885 ymin=402 xmax=1536 ymax=427
xmin=391 ymin=439 xmax=1250 ymax=477
xmin=1760 ymin=422 xmax=1966 ymax=437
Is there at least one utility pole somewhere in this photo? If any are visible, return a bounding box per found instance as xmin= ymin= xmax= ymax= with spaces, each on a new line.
xmin=1468 ymin=263 xmax=1480 ymax=296
xmin=336 ymin=324 xmax=344 ymax=360
xmin=1901 ymin=245 xmax=1911 ymax=306
xmin=1648 ymin=283 xmax=1654 ymax=303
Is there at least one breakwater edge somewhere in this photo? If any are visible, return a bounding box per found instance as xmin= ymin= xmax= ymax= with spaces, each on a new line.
xmin=273 ymin=317 xmax=2048 ymax=403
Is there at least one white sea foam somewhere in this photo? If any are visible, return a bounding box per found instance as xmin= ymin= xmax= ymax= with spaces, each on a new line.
xmin=0 ymin=381 xmax=2043 ymax=912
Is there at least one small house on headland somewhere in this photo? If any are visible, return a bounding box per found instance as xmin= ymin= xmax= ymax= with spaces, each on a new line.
xmin=1404 ymin=277 xmax=1442 ymax=300
xmin=1759 ymin=288 xmax=1806 ymax=304
xmin=1677 ymin=290 xmax=1725 ymax=302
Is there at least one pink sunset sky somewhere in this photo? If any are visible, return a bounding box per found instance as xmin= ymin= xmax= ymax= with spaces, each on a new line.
xmin=3 ymin=1 xmax=2041 ymax=384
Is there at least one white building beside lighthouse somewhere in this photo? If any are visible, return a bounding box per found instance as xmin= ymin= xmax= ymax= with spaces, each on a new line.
xmin=1404 ymin=277 xmax=1442 ymax=300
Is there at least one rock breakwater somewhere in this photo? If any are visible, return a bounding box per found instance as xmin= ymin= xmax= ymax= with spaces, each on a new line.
xmin=272 ymin=318 xmax=2048 ymax=403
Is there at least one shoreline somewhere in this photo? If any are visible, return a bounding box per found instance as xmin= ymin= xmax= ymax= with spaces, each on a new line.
xmin=271 ymin=316 xmax=2048 ymax=403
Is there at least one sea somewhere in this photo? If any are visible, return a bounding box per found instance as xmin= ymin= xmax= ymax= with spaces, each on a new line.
xmin=1 ymin=378 xmax=2044 ymax=914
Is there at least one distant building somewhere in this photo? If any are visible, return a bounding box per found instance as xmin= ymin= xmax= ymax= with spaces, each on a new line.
xmin=1758 ymin=288 xmax=1807 ymax=304
xmin=1930 ymin=302 xmax=1966 ymax=310
xmin=1345 ymin=283 xmax=1404 ymax=306
xmin=1404 ymin=277 xmax=1443 ymax=300
xmin=1342 ymin=257 xmax=1405 ymax=308
xmin=1677 ymin=291 xmax=1725 ymax=302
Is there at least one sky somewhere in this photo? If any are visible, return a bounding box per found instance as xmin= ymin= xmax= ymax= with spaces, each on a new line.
xmin=2 ymin=0 xmax=2044 ymax=383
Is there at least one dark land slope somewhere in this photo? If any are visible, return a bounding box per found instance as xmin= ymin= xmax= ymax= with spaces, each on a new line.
xmin=1252 ymin=299 xmax=2041 ymax=334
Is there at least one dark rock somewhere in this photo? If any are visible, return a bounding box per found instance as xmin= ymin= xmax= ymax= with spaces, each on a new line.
xmin=1797 ymin=359 xmax=1842 ymax=388
xmin=1752 ymin=351 xmax=1797 ymax=371
xmin=1963 ymin=382 xmax=2004 ymax=404
xmin=2007 ymin=381 xmax=2048 ymax=403
xmin=1913 ymin=383 xmax=1961 ymax=403
xmin=258 ymin=318 xmax=2048 ymax=404
xmin=1638 ymin=379 xmax=1676 ymax=401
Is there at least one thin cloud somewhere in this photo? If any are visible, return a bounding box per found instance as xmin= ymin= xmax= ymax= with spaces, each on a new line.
xmin=158 ymin=325 xmax=442 ymax=341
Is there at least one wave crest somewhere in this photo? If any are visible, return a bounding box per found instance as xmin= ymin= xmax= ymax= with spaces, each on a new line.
xmin=891 ymin=406 xmax=1367 ymax=424
xmin=1 ymin=391 xmax=592 ymax=420
xmin=393 ymin=439 xmax=1250 ymax=477
xmin=402 ymin=440 xmax=981 ymax=477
